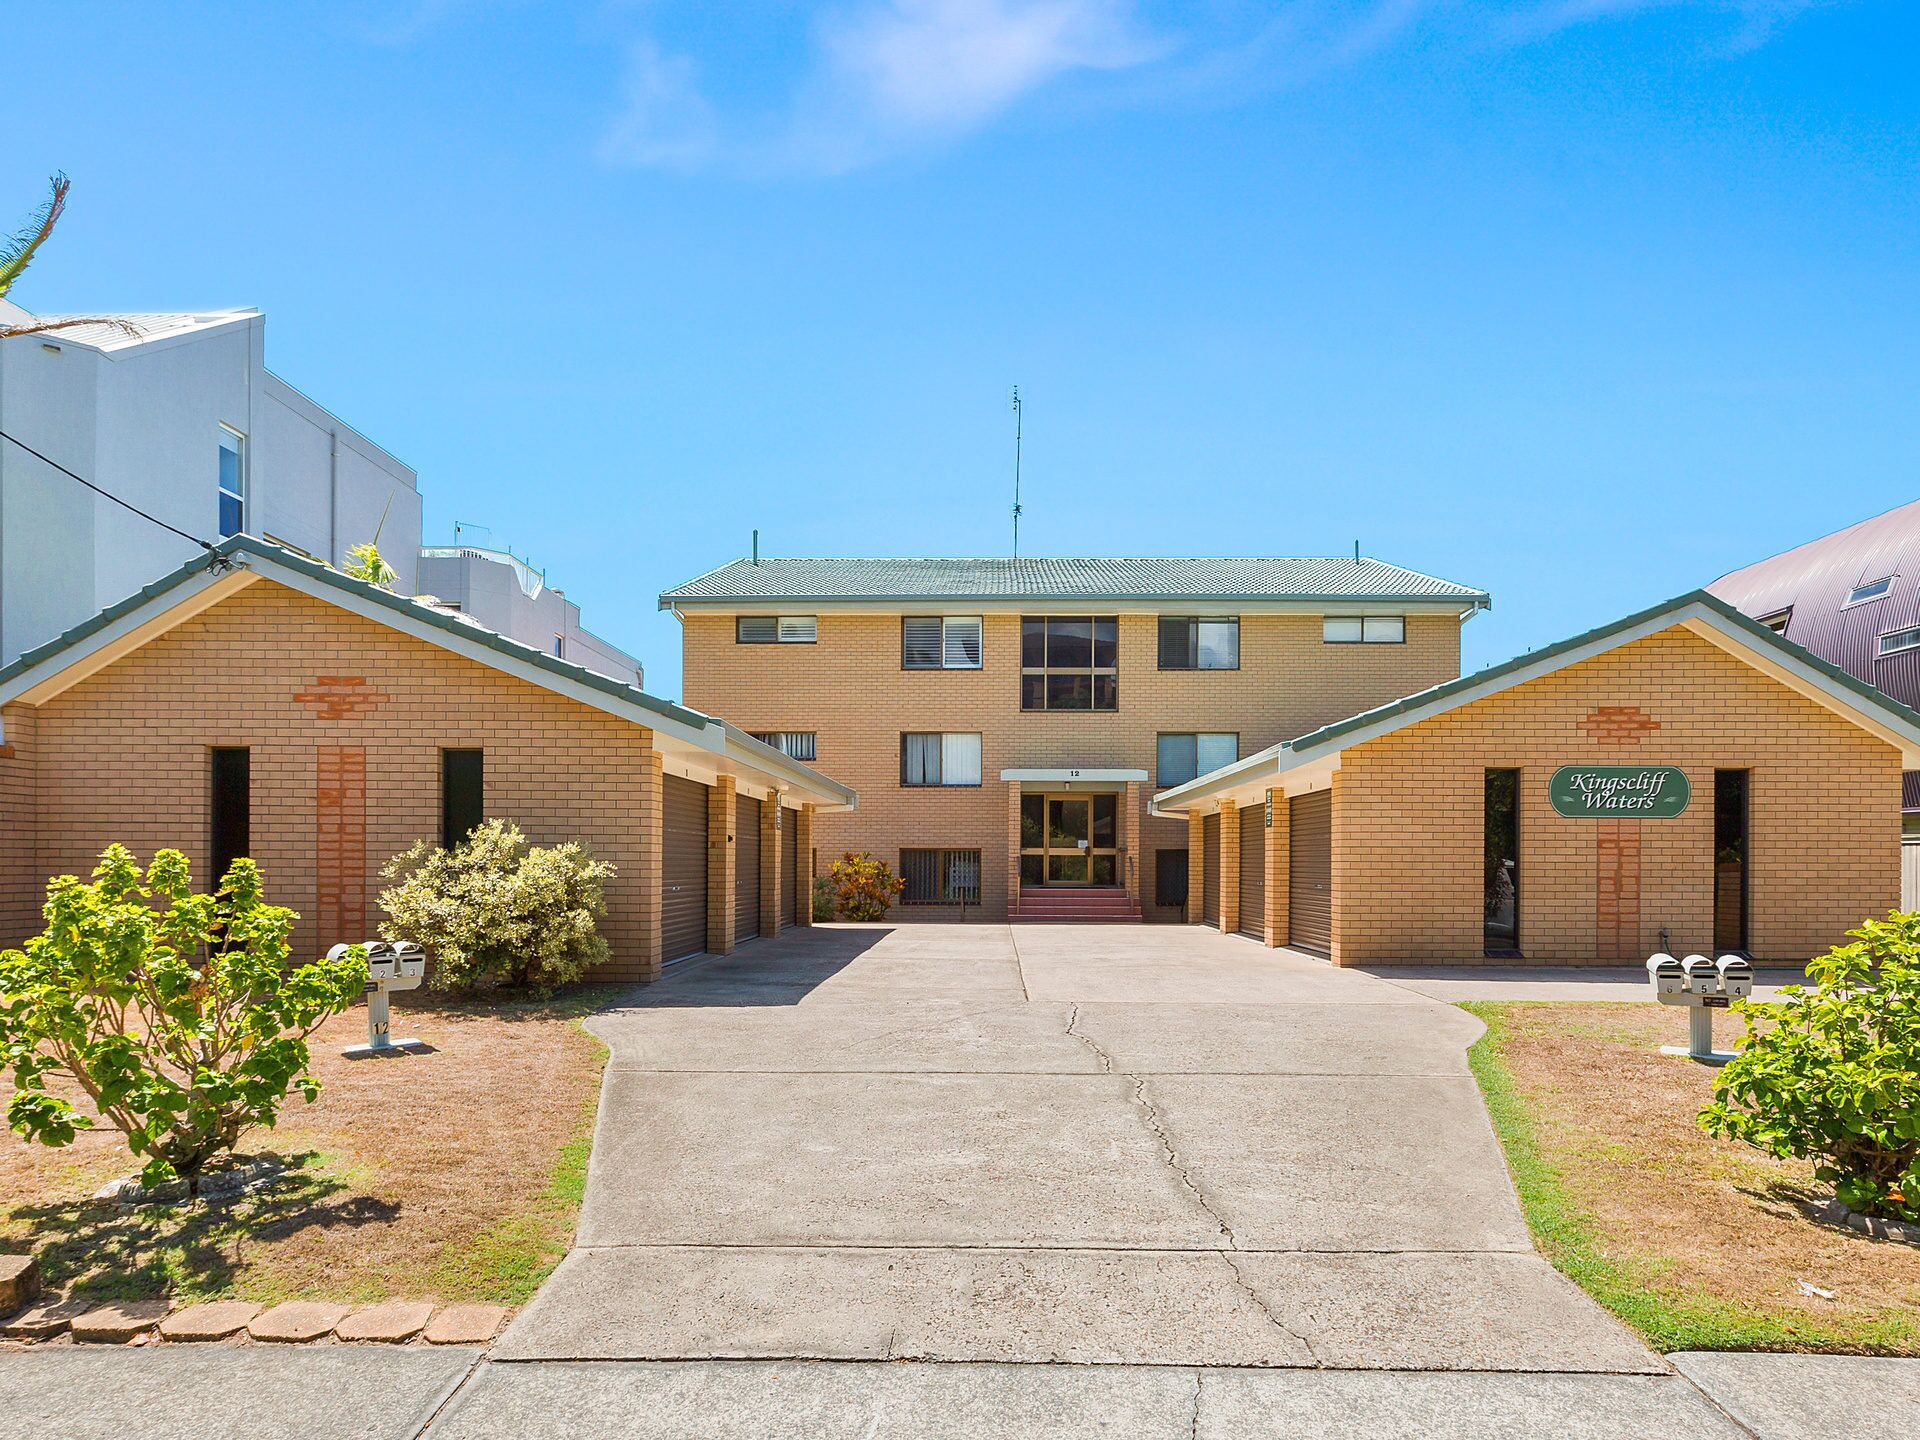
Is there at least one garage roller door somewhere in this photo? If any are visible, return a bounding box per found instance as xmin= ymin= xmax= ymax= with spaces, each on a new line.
xmin=735 ymin=793 xmax=762 ymax=941
xmin=662 ymin=774 xmax=709 ymax=962
xmin=1201 ymin=813 xmax=1221 ymax=927
xmin=1237 ymin=802 xmax=1266 ymax=940
xmin=780 ymin=804 xmax=799 ymax=929
xmin=1288 ymin=790 xmax=1332 ymax=955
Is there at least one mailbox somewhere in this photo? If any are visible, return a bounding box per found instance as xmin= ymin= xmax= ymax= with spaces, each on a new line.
xmin=394 ymin=942 xmax=426 ymax=981
xmin=1646 ymin=953 xmax=1685 ymax=997
xmin=332 ymin=938 xmax=427 ymax=1058
xmin=1717 ymin=954 xmax=1753 ymax=1000
xmin=1683 ymin=954 xmax=1720 ymax=996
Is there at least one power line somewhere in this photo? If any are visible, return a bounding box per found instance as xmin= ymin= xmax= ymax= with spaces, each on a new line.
xmin=0 ymin=425 xmax=215 ymax=553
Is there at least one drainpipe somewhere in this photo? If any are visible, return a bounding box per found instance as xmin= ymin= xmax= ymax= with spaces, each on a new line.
xmin=327 ymin=427 xmax=339 ymax=565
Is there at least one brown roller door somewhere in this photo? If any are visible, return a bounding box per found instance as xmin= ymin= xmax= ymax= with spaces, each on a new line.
xmin=1201 ymin=812 xmax=1221 ymax=926
xmin=1288 ymin=790 xmax=1332 ymax=955
xmin=780 ymin=804 xmax=799 ymax=929
xmin=1238 ymin=802 xmax=1266 ymax=940
xmin=662 ymin=774 xmax=709 ymax=962
xmin=735 ymin=792 xmax=762 ymax=941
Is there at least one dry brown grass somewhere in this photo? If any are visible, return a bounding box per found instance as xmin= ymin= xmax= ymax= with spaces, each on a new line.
xmin=1486 ymin=1001 xmax=1920 ymax=1351
xmin=0 ymin=988 xmax=615 ymax=1308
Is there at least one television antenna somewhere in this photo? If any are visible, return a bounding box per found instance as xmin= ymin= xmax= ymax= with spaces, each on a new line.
xmin=1010 ymin=385 xmax=1023 ymax=559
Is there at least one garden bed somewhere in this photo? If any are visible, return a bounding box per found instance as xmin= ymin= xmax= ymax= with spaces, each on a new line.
xmin=1467 ymin=1000 xmax=1920 ymax=1354
xmin=0 ymin=987 xmax=616 ymax=1311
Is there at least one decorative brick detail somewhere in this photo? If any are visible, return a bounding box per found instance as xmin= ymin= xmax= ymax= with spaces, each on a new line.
xmin=294 ymin=676 xmax=392 ymax=721
xmin=316 ymin=745 xmax=368 ymax=947
xmin=1580 ymin=706 xmax=1660 ymax=746
xmin=1595 ymin=818 xmax=1642 ymax=962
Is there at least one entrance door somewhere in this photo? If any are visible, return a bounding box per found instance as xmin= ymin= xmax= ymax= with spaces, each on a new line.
xmin=1714 ymin=770 xmax=1749 ymax=954
xmin=1018 ymin=792 xmax=1121 ymax=886
xmin=1288 ymin=790 xmax=1332 ymax=955
xmin=662 ymin=774 xmax=709 ymax=962
xmin=735 ymin=793 xmax=762 ymax=942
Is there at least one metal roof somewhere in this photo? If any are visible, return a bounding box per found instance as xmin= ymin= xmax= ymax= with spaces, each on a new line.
xmin=660 ymin=556 xmax=1489 ymax=608
xmin=1 ymin=306 xmax=258 ymax=353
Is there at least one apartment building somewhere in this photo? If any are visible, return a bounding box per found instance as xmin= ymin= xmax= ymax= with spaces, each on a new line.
xmin=663 ymin=556 xmax=1490 ymax=923
xmin=418 ymin=544 xmax=643 ymax=685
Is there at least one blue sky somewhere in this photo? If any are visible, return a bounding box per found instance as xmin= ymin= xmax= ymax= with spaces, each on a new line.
xmin=5 ymin=0 xmax=1916 ymax=699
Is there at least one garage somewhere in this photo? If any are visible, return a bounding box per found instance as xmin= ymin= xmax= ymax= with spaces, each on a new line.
xmin=1201 ymin=812 xmax=1221 ymax=926
xmin=735 ymin=791 xmax=762 ymax=942
xmin=1287 ymin=790 xmax=1332 ymax=955
xmin=1237 ymin=800 xmax=1266 ymax=940
xmin=662 ymin=774 xmax=711 ymax=962
xmin=780 ymin=804 xmax=800 ymax=928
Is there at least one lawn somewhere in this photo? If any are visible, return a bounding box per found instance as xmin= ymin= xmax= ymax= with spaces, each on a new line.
xmin=0 ymin=987 xmax=615 ymax=1310
xmin=1467 ymin=1000 xmax=1920 ymax=1354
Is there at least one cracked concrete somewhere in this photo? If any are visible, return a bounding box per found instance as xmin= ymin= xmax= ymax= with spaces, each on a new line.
xmin=503 ymin=922 xmax=1654 ymax=1372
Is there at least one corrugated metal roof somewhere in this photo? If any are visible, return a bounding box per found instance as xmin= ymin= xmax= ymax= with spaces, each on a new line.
xmin=2 ymin=308 xmax=257 ymax=352
xmin=660 ymin=556 xmax=1489 ymax=607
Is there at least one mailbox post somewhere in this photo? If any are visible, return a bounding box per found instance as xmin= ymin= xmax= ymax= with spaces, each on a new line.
xmin=335 ymin=940 xmax=428 ymax=1058
xmin=1646 ymin=951 xmax=1744 ymax=1064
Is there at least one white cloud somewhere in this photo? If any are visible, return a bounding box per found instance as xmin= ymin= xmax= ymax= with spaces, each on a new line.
xmin=600 ymin=39 xmax=721 ymax=171
xmin=1504 ymin=0 xmax=1831 ymax=51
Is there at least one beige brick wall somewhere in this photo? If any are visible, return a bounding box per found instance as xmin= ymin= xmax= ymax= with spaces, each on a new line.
xmin=681 ymin=610 xmax=1461 ymax=921
xmin=0 ymin=706 xmax=39 ymax=946
xmin=0 ymin=581 xmax=664 ymax=981
xmin=1330 ymin=625 xmax=1902 ymax=965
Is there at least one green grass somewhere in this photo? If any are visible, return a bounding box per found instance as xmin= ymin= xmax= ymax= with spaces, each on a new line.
xmin=1463 ymin=1001 xmax=1920 ymax=1353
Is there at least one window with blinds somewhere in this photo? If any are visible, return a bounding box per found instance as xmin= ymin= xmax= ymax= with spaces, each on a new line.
xmin=901 ymin=849 xmax=982 ymax=905
xmin=1156 ymin=733 xmax=1239 ymax=787
xmin=1158 ymin=617 xmax=1239 ymax=670
xmin=737 ymin=615 xmax=817 ymax=644
xmin=750 ymin=731 xmax=818 ymax=761
xmin=902 ymin=616 xmax=983 ymax=669
xmin=901 ymin=732 xmax=983 ymax=786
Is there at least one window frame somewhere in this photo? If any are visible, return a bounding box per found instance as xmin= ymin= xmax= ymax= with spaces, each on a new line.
xmin=217 ymin=425 xmax=247 ymax=539
xmin=441 ymin=748 xmax=485 ymax=851
xmin=1019 ymin=615 xmax=1119 ymax=711
xmin=736 ymin=615 xmax=818 ymax=645
xmin=899 ymin=848 xmax=984 ymax=906
xmin=750 ymin=731 xmax=818 ymax=761
xmin=1323 ymin=614 xmax=1406 ymax=645
xmin=1880 ymin=626 xmax=1920 ymax=659
xmin=1758 ymin=608 xmax=1792 ymax=635
xmin=209 ymin=746 xmax=250 ymax=888
xmin=900 ymin=731 xmax=983 ymax=787
xmin=1844 ymin=577 xmax=1894 ymax=608
xmin=1155 ymin=847 xmax=1190 ymax=909
xmin=1156 ymin=731 xmax=1240 ymax=788
xmin=901 ymin=615 xmax=984 ymax=671
xmin=1157 ymin=616 xmax=1240 ymax=671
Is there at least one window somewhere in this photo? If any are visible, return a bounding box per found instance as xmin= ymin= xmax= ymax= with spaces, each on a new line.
xmin=902 ymin=616 xmax=983 ymax=669
xmin=900 ymin=849 xmax=983 ymax=905
xmin=210 ymin=747 xmax=250 ymax=886
xmin=1156 ymin=849 xmax=1190 ymax=908
xmin=1484 ymin=769 xmax=1519 ymax=954
xmin=750 ymin=731 xmax=818 ymax=761
xmin=1846 ymin=578 xmax=1894 ymax=607
xmin=1156 ymin=733 xmax=1238 ymax=787
xmin=901 ymin=732 xmax=983 ymax=787
xmin=736 ymin=615 xmax=817 ymax=644
xmin=1714 ymin=770 xmax=1750 ymax=955
xmin=1020 ymin=616 xmax=1118 ymax=710
xmin=441 ymin=749 xmax=484 ymax=850
xmin=553 ymin=634 xmax=566 ymax=659
xmin=217 ymin=427 xmax=247 ymax=538
xmin=1881 ymin=627 xmax=1920 ymax=658
xmin=1323 ymin=615 xmax=1404 ymax=644
xmin=1158 ymin=617 xmax=1239 ymax=670
xmin=1759 ymin=609 xmax=1792 ymax=635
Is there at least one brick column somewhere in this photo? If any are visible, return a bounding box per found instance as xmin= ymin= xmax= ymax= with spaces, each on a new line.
xmin=1187 ymin=810 xmax=1206 ymax=924
xmin=796 ymin=804 xmax=815 ymax=927
xmin=1007 ymin=782 xmax=1024 ymax=919
xmin=759 ymin=795 xmax=780 ymax=938
xmin=1328 ymin=770 xmax=1344 ymax=966
xmin=1219 ymin=801 xmax=1240 ymax=935
xmin=636 ymin=749 xmax=665 ymax=980
xmin=708 ymin=775 xmax=737 ymax=955
xmin=1123 ymin=781 xmax=1143 ymax=913
xmin=0 ymin=705 xmax=39 ymax=949
xmin=1265 ymin=788 xmax=1288 ymax=949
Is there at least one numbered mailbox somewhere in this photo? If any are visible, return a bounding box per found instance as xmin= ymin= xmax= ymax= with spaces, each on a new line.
xmin=1717 ymin=955 xmax=1753 ymax=1000
xmin=1646 ymin=953 xmax=1686 ymax=998
xmin=392 ymin=941 xmax=426 ymax=986
xmin=1683 ymin=954 xmax=1720 ymax=996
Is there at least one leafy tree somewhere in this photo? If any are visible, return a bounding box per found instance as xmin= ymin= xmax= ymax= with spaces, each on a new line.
xmin=0 ymin=174 xmax=134 ymax=341
xmin=0 ymin=846 xmax=365 ymax=1187
xmin=826 ymin=852 xmax=905 ymax=922
xmin=380 ymin=819 xmax=613 ymax=992
xmin=344 ymin=540 xmax=398 ymax=589
xmin=1701 ymin=913 xmax=1920 ymax=1221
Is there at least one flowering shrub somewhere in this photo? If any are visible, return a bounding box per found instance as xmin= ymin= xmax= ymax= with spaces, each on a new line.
xmin=379 ymin=819 xmax=613 ymax=992
xmin=1701 ymin=913 xmax=1920 ymax=1221
xmin=826 ymin=852 xmax=905 ymax=922
xmin=0 ymin=846 xmax=364 ymax=1185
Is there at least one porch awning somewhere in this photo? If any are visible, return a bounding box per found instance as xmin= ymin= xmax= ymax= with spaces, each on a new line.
xmin=1000 ymin=768 xmax=1148 ymax=791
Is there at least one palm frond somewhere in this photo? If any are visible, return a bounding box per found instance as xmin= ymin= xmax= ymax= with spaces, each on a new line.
xmin=0 ymin=173 xmax=70 ymax=300
xmin=0 ymin=315 xmax=143 ymax=342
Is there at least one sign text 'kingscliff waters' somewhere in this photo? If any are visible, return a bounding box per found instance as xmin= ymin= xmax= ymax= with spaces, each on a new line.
xmin=1548 ymin=765 xmax=1691 ymax=818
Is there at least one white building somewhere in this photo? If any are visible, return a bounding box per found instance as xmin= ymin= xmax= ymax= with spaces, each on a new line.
xmin=417 ymin=544 xmax=642 ymax=685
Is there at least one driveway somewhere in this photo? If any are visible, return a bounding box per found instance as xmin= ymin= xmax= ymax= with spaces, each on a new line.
xmin=499 ymin=923 xmax=1654 ymax=1372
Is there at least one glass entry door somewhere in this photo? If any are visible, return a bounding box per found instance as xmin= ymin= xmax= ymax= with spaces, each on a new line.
xmin=1020 ymin=793 xmax=1121 ymax=887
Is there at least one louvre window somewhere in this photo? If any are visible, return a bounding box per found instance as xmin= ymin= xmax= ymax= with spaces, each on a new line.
xmin=1157 ymin=733 xmax=1239 ymax=787
xmin=902 ymin=732 xmax=983 ymax=787
xmin=1158 ymin=617 xmax=1239 ymax=670
xmin=750 ymin=731 xmax=818 ymax=761
xmin=737 ymin=615 xmax=817 ymax=644
xmin=1881 ymin=627 xmax=1920 ymax=658
xmin=903 ymin=616 xmax=982 ymax=669
xmin=1323 ymin=615 xmax=1404 ymax=644
xmin=1020 ymin=616 xmax=1118 ymax=709
xmin=901 ymin=849 xmax=983 ymax=905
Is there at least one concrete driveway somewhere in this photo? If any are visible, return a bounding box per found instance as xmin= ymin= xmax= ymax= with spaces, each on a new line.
xmin=500 ymin=923 xmax=1654 ymax=1372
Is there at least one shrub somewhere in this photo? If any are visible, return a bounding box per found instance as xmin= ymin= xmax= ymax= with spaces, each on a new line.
xmin=0 ymin=845 xmax=365 ymax=1186
xmin=380 ymin=819 xmax=613 ymax=992
xmin=826 ymin=852 xmax=905 ymax=922
xmin=1701 ymin=913 xmax=1920 ymax=1221
xmin=812 ymin=875 xmax=836 ymax=923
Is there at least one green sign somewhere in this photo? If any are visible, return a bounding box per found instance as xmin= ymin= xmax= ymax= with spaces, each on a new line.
xmin=1549 ymin=765 xmax=1691 ymax=819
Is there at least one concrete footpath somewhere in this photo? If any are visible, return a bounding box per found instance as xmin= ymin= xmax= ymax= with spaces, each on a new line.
xmin=1 ymin=1348 xmax=1916 ymax=1439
